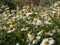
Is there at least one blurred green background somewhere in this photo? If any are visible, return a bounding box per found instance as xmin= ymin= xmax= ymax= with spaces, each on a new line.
xmin=0 ymin=0 xmax=57 ymax=7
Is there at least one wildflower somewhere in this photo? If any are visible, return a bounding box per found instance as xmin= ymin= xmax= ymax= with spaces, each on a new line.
xmin=32 ymin=36 xmax=36 ymax=40
xmin=26 ymin=12 xmax=32 ymax=17
xmin=44 ymin=18 xmax=52 ymax=24
xmin=7 ymin=28 xmax=15 ymax=33
xmin=45 ymin=31 xmax=53 ymax=36
xmin=28 ymin=31 xmax=34 ymax=40
xmin=44 ymin=41 xmax=49 ymax=45
xmin=40 ymin=37 xmax=55 ymax=45
xmin=37 ymin=30 xmax=45 ymax=36
xmin=32 ymin=39 xmax=38 ymax=44
xmin=10 ymin=24 xmax=15 ymax=30
xmin=7 ymin=24 xmax=15 ymax=33
xmin=21 ymin=27 xmax=28 ymax=31
xmin=32 ymin=36 xmax=41 ymax=45
xmin=52 ymin=28 xmax=60 ymax=33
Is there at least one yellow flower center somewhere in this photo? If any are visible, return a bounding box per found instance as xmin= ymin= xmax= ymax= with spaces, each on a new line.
xmin=22 ymin=14 xmax=26 ymax=16
xmin=44 ymin=41 xmax=49 ymax=45
xmin=32 ymin=36 xmax=36 ymax=40
xmin=40 ymin=30 xmax=45 ymax=34
xmin=10 ymin=24 xmax=15 ymax=29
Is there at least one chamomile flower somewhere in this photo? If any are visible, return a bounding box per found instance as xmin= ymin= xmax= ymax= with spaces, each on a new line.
xmin=7 ymin=24 xmax=15 ymax=33
xmin=21 ymin=27 xmax=28 ymax=31
xmin=28 ymin=31 xmax=34 ymax=40
xmin=37 ymin=30 xmax=45 ymax=36
xmin=40 ymin=37 xmax=55 ymax=45
xmin=44 ymin=18 xmax=52 ymax=24
xmin=7 ymin=28 xmax=15 ymax=33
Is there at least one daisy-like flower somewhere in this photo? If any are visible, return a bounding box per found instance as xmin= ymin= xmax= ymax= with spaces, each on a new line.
xmin=52 ymin=28 xmax=60 ymax=33
xmin=32 ymin=36 xmax=39 ymax=45
xmin=10 ymin=24 xmax=15 ymax=29
xmin=28 ymin=31 xmax=34 ymax=40
xmin=27 ymin=35 xmax=41 ymax=45
xmin=7 ymin=28 xmax=15 ymax=33
xmin=40 ymin=37 xmax=55 ymax=45
xmin=37 ymin=30 xmax=45 ymax=36
xmin=21 ymin=14 xmax=27 ymax=20
xmin=54 ymin=1 xmax=58 ymax=7
xmin=21 ymin=27 xmax=28 ymax=31
xmin=26 ymin=12 xmax=32 ymax=17
xmin=7 ymin=24 xmax=15 ymax=33
xmin=33 ymin=17 xmax=42 ymax=25
xmin=44 ymin=18 xmax=52 ymax=24
xmin=45 ymin=30 xmax=53 ymax=36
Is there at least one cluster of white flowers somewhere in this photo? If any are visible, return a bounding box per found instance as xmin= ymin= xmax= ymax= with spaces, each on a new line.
xmin=0 ymin=1 xmax=60 ymax=45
